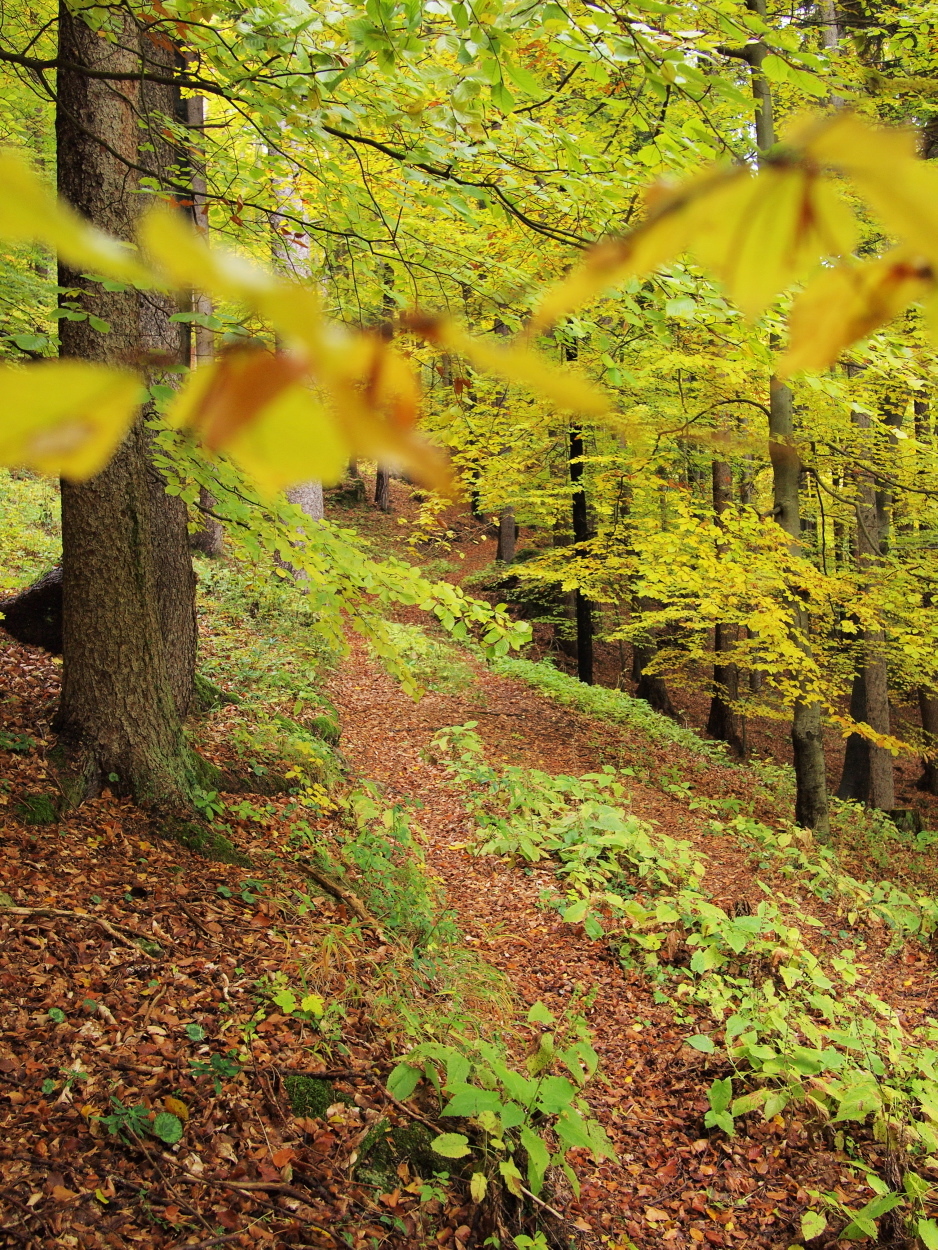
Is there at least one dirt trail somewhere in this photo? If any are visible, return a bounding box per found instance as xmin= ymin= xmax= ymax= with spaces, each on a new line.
xmin=328 ymin=638 xmax=874 ymax=1249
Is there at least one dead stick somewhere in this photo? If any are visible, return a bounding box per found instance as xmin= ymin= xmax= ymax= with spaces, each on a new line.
xmin=1 ymin=907 xmax=155 ymax=952
xmin=294 ymin=860 xmax=387 ymax=943
xmin=520 ymin=1184 xmax=567 ymax=1222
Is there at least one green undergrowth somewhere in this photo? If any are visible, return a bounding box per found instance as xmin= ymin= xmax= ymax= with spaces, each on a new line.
xmin=0 ymin=468 xmax=60 ymax=594
xmin=434 ymin=723 xmax=938 ymax=1246
xmin=492 ymin=654 xmax=733 ymax=762
xmin=378 ymin=620 xmax=480 ymax=696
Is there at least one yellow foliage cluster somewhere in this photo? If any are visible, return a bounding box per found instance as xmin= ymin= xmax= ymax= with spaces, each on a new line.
xmin=0 ymin=112 xmax=936 ymax=490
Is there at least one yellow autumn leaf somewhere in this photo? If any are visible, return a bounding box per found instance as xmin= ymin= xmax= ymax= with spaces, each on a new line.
xmin=688 ymin=163 xmax=857 ymax=319
xmin=163 ymin=1096 xmax=189 ymax=1123
xmin=778 ymin=251 xmax=934 ymax=375
xmin=528 ymin=164 xmax=747 ymax=333
xmin=407 ymin=314 xmax=610 ymax=414
xmin=0 ymin=150 xmax=150 ymax=284
xmin=796 ymin=112 xmax=938 ymax=265
xmin=0 ymin=360 xmax=141 ymax=479
xmin=167 ymin=351 xmax=348 ymax=494
xmin=139 ymin=204 xmax=273 ymax=302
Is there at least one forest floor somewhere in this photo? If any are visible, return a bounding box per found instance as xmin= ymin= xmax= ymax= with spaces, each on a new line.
xmin=2 ymin=474 xmax=938 ymax=1249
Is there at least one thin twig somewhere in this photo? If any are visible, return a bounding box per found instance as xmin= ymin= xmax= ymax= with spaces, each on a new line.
xmin=520 ymin=1184 xmax=567 ymax=1222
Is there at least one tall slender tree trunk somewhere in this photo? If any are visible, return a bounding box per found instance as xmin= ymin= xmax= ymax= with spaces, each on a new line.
xmin=706 ymin=459 xmax=745 ymax=754
xmin=768 ymin=379 xmax=830 ymax=834
xmin=836 ymin=410 xmax=894 ymax=809
xmin=742 ymin=0 xmax=830 ymax=835
xmin=54 ymin=3 xmax=201 ymax=803
xmin=184 ymin=93 xmax=225 ymax=558
xmin=569 ymin=424 xmax=593 ymax=684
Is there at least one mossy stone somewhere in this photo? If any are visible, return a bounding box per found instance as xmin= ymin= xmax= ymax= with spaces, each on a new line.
xmin=283 ymin=1075 xmax=334 ymax=1119
xmin=193 ymin=673 xmax=239 ymax=714
xmin=308 ymin=714 xmax=341 ymax=746
xmin=356 ymin=1118 xmax=440 ymax=1187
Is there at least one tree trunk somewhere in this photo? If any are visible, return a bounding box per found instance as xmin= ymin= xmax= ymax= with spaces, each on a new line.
xmin=496 ymin=506 xmax=516 ymax=563
xmin=769 ymin=378 xmax=830 ymax=837
xmin=633 ymin=642 xmax=677 ymax=718
xmin=917 ymin=688 xmax=938 ymax=795
xmin=53 ymin=2 xmax=201 ymax=804
xmin=706 ymin=460 xmax=745 ymax=754
xmin=836 ymin=410 xmax=895 ymax=810
xmin=569 ymin=425 xmax=593 ymax=685
xmin=744 ymin=2 xmax=830 ymax=835
xmin=375 ymin=467 xmax=391 ymax=513
xmin=184 ymin=93 xmax=225 ymax=559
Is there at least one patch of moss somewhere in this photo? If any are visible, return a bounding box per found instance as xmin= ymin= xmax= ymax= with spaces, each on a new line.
xmin=308 ymin=714 xmax=341 ymax=746
xmin=15 ymin=793 xmax=58 ymax=825
xmin=282 ymin=1075 xmax=334 ymax=1119
xmin=356 ymin=1117 xmax=440 ymax=1187
xmin=162 ymin=818 xmax=250 ymax=866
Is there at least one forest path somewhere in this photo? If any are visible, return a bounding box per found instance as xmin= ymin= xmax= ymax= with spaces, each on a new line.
xmin=327 ymin=636 xmax=864 ymax=1249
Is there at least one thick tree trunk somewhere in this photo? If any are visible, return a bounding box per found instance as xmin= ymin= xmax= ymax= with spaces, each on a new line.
xmin=53 ymin=2 xmax=200 ymax=804
xmin=496 ymin=506 xmax=516 ymax=563
xmin=707 ymin=460 xmax=745 ymax=754
xmin=917 ymin=688 xmax=938 ymax=795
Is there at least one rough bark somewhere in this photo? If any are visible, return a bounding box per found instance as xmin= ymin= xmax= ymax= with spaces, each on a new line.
xmin=53 ymin=2 xmax=201 ymax=804
xmin=374 ymin=467 xmax=391 ymax=513
xmin=706 ymin=460 xmax=745 ymax=755
xmin=496 ymin=506 xmax=517 ymax=564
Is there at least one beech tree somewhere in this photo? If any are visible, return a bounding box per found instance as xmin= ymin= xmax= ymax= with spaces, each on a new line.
xmin=54 ymin=3 xmax=202 ymax=803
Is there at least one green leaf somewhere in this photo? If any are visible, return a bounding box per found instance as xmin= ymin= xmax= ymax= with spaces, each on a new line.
xmin=185 ymin=1023 xmax=205 ymax=1042
xmin=520 ymin=1126 xmax=550 ymax=1195
xmin=387 ymin=1063 xmax=422 ymax=1101
xmin=708 ymin=1077 xmax=732 ymax=1115
xmin=151 ymin=1112 xmax=183 ymax=1144
xmin=431 ymin=1132 xmax=471 ymax=1159
xmin=801 ymin=1209 xmax=827 ymax=1239
xmin=272 ymin=989 xmax=297 ymax=1014
xmin=918 ymin=1218 xmax=938 ymax=1249
xmin=536 ymin=1076 xmax=578 ymax=1114
xmin=686 ymin=1033 xmax=715 ymax=1053
xmin=299 ymin=994 xmax=325 ymax=1017
xmin=527 ymin=1001 xmax=555 ymax=1026
xmin=48 ymin=1008 xmax=66 ymax=1024
xmin=442 ymin=1084 xmax=503 ymax=1117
